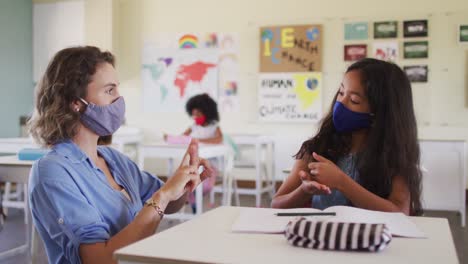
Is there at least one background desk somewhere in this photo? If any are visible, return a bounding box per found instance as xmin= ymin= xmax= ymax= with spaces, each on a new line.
xmin=0 ymin=156 xmax=35 ymax=262
xmin=0 ymin=126 xmax=143 ymax=159
xmin=114 ymin=206 xmax=458 ymax=264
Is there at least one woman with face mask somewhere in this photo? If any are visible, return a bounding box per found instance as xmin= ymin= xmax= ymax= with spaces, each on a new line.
xmin=28 ymin=46 xmax=214 ymax=264
xmin=271 ymin=58 xmax=422 ymax=216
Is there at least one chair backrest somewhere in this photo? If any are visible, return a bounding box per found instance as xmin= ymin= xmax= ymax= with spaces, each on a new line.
xmin=223 ymin=134 xmax=239 ymax=173
xmin=223 ymin=134 xmax=240 ymax=160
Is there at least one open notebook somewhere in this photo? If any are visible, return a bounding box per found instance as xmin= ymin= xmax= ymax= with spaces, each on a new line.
xmin=231 ymin=206 xmax=426 ymax=238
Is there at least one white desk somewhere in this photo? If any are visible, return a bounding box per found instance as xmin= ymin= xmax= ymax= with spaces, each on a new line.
xmin=0 ymin=126 xmax=143 ymax=157
xmin=0 ymin=156 xmax=35 ymax=262
xmin=0 ymin=138 xmax=36 ymax=153
xmin=138 ymin=142 xmax=229 ymax=218
xmin=111 ymin=126 xmax=144 ymax=159
xmin=229 ymin=134 xmax=276 ymax=207
xmin=114 ymin=206 xmax=458 ymax=264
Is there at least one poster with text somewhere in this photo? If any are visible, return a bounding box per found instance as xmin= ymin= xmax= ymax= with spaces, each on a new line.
xmin=403 ymin=20 xmax=428 ymax=38
xmin=404 ymin=65 xmax=428 ymax=83
xmin=258 ymin=72 xmax=322 ymax=122
xmin=142 ymin=45 xmax=218 ymax=112
xmin=260 ymin=25 xmax=323 ymax=72
xmin=403 ymin=41 xmax=428 ymax=59
xmin=344 ymin=44 xmax=367 ymax=61
xmin=373 ymin=42 xmax=398 ymax=62
xmin=374 ymin=21 xmax=398 ymax=39
xmin=344 ymin=22 xmax=368 ymax=40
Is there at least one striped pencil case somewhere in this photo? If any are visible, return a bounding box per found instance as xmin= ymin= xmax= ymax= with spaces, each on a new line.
xmin=285 ymin=218 xmax=392 ymax=252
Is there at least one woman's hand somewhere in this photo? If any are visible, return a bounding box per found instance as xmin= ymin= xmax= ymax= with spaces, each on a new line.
xmin=156 ymin=141 xmax=200 ymax=203
xmin=181 ymin=139 xmax=215 ymax=191
xmin=307 ymin=152 xmax=347 ymax=190
xmin=156 ymin=140 xmax=215 ymax=204
xmin=298 ymin=170 xmax=331 ymax=195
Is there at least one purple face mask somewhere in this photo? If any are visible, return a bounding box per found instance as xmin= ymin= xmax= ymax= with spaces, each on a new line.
xmin=79 ymin=96 xmax=126 ymax=136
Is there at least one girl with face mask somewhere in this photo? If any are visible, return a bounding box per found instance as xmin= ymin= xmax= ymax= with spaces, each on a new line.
xmin=28 ymin=46 xmax=215 ymax=264
xmin=272 ymin=58 xmax=422 ymax=216
xmin=180 ymin=93 xmax=223 ymax=212
xmin=181 ymin=93 xmax=223 ymax=144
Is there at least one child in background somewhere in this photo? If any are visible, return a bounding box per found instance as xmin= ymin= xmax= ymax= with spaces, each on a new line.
xmin=183 ymin=93 xmax=223 ymax=211
xmin=183 ymin=93 xmax=223 ymax=144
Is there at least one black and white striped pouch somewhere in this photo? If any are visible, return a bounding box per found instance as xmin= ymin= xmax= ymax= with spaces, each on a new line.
xmin=285 ymin=218 xmax=392 ymax=252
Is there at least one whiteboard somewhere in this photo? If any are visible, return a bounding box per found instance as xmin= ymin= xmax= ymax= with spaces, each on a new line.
xmin=33 ymin=0 xmax=84 ymax=82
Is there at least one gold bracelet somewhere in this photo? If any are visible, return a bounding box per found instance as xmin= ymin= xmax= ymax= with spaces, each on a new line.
xmin=145 ymin=199 xmax=164 ymax=219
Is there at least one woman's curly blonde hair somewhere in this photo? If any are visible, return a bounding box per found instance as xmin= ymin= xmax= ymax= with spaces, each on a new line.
xmin=28 ymin=46 xmax=115 ymax=147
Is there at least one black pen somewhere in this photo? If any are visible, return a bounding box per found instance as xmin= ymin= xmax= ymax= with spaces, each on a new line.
xmin=275 ymin=212 xmax=336 ymax=216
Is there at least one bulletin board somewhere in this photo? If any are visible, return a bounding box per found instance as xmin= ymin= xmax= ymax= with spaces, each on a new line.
xmin=260 ymin=25 xmax=323 ymax=72
xmin=258 ymin=24 xmax=323 ymax=122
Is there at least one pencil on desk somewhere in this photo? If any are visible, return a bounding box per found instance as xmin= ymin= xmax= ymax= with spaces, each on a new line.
xmin=275 ymin=212 xmax=336 ymax=216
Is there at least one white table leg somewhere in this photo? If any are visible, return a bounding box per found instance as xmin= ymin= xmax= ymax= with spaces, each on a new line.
xmin=167 ymin=158 xmax=174 ymax=177
xmin=222 ymin=155 xmax=231 ymax=206
xmin=270 ymin=142 xmax=276 ymax=197
xmin=218 ymin=156 xmax=227 ymax=205
xmin=137 ymin=145 xmax=144 ymax=169
xmin=195 ymin=183 xmax=203 ymax=215
xmin=255 ymin=143 xmax=261 ymax=207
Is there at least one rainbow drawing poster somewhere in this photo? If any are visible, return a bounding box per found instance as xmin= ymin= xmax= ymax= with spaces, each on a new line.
xmin=179 ymin=34 xmax=199 ymax=49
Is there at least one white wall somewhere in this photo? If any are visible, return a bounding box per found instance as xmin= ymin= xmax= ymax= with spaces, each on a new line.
xmin=33 ymin=0 xmax=85 ymax=82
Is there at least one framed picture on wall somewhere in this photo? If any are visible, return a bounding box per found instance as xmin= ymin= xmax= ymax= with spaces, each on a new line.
xmin=404 ymin=65 xmax=428 ymax=83
xmin=374 ymin=21 xmax=398 ymax=38
xmin=373 ymin=42 xmax=398 ymax=62
xmin=403 ymin=41 xmax=429 ymax=59
xmin=344 ymin=22 xmax=368 ymax=40
xmin=344 ymin=44 xmax=367 ymax=61
xmin=403 ymin=20 xmax=428 ymax=38
xmin=459 ymin=25 xmax=468 ymax=43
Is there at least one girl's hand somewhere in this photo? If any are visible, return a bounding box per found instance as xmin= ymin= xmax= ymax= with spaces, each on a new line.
xmin=298 ymin=170 xmax=331 ymax=195
xmin=307 ymin=152 xmax=347 ymax=190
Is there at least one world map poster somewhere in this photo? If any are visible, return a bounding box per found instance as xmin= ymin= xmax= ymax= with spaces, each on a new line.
xmin=142 ymin=46 xmax=218 ymax=112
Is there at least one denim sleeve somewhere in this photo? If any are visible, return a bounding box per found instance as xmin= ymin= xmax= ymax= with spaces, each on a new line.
xmin=30 ymin=179 xmax=110 ymax=264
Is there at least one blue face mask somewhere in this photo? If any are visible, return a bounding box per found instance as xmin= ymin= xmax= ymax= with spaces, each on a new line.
xmin=79 ymin=96 xmax=126 ymax=136
xmin=332 ymin=101 xmax=372 ymax=133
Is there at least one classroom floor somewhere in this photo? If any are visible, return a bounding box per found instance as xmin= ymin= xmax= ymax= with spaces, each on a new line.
xmin=1 ymin=194 xmax=466 ymax=264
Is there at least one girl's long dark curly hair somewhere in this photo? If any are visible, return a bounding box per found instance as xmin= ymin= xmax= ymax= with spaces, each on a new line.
xmin=295 ymin=58 xmax=422 ymax=215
